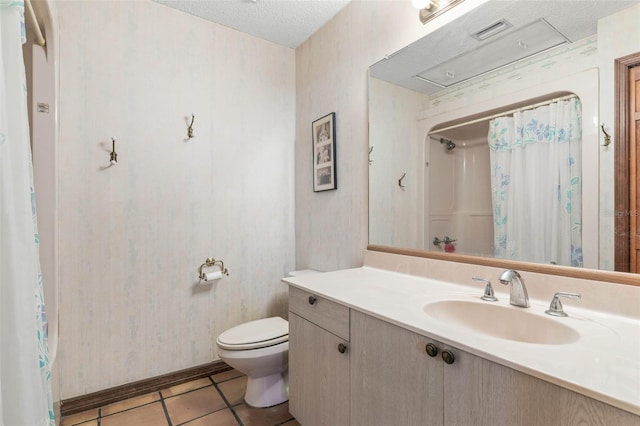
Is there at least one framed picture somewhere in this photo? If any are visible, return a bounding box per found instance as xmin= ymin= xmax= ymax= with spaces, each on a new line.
xmin=312 ymin=112 xmax=337 ymax=192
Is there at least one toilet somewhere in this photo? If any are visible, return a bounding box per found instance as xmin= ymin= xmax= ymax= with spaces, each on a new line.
xmin=216 ymin=316 xmax=289 ymax=408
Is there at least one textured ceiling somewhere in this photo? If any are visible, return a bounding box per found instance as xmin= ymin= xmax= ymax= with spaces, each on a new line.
xmin=153 ymin=0 xmax=352 ymax=48
xmin=370 ymin=0 xmax=640 ymax=95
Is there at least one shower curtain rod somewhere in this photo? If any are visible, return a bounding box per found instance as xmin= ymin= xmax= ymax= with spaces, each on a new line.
xmin=24 ymin=0 xmax=46 ymax=46
xmin=428 ymin=93 xmax=578 ymax=135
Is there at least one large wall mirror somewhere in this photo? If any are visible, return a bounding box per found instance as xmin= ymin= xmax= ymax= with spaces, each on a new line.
xmin=368 ymin=0 xmax=640 ymax=284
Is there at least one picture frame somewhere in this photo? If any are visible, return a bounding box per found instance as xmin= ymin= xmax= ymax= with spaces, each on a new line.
xmin=312 ymin=112 xmax=337 ymax=192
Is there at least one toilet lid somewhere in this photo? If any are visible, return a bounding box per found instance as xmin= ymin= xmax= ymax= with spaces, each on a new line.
xmin=217 ymin=317 xmax=288 ymax=350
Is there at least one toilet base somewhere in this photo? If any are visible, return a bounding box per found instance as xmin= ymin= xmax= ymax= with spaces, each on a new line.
xmin=245 ymin=371 xmax=289 ymax=408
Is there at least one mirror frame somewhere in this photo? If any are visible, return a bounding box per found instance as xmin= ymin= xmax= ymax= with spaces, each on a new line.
xmin=367 ymin=244 xmax=640 ymax=286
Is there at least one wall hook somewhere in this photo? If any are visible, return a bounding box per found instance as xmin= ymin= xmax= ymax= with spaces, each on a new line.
xmin=368 ymin=146 xmax=374 ymax=165
xmin=601 ymin=124 xmax=611 ymax=147
xmin=109 ymin=137 xmax=118 ymax=165
xmin=187 ymin=114 xmax=195 ymax=139
xmin=398 ymin=171 xmax=407 ymax=189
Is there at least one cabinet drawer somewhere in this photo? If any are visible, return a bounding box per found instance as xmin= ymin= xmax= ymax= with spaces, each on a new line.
xmin=289 ymin=287 xmax=349 ymax=340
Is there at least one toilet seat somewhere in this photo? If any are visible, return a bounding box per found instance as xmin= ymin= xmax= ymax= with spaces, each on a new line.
xmin=217 ymin=317 xmax=288 ymax=351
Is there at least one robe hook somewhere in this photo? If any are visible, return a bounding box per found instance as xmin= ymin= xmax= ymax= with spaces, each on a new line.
xmin=398 ymin=171 xmax=407 ymax=189
xmin=109 ymin=137 xmax=118 ymax=165
xmin=601 ymin=124 xmax=611 ymax=147
xmin=187 ymin=114 xmax=195 ymax=139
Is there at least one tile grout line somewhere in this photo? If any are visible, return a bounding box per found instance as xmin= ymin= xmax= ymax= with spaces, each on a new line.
xmin=167 ymin=380 xmax=233 ymax=426
xmin=159 ymin=391 xmax=174 ymax=426
xmin=65 ymin=374 xmax=256 ymax=426
xmin=96 ymin=397 xmax=160 ymax=420
xmin=209 ymin=376 xmax=244 ymax=426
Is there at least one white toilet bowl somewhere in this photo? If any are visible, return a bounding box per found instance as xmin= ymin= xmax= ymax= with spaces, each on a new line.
xmin=216 ymin=316 xmax=289 ymax=408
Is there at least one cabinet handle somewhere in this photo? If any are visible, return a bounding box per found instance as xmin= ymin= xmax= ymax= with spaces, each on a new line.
xmin=425 ymin=343 xmax=439 ymax=357
xmin=338 ymin=343 xmax=348 ymax=354
xmin=442 ymin=349 xmax=455 ymax=365
xmin=308 ymin=295 xmax=317 ymax=305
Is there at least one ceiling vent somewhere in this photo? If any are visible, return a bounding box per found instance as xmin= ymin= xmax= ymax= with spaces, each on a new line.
xmin=472 ymin=19 xmax=512 ymax=41
xmin=413 ymin=19 xmax=569 ymax=88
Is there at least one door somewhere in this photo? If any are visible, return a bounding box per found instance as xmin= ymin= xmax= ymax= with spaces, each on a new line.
xmin=614 ymin=53 xmax=640 ymax=272
xmin=630 ymin=66 xmax=640 ymax=272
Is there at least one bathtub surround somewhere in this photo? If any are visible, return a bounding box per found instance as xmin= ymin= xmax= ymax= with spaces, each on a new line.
xmin=57 ymin=1 xmax=295 ymax=399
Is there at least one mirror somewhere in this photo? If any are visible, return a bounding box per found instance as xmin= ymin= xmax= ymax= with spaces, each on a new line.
xmin=368 ymin=0 xmax=640 ymax=276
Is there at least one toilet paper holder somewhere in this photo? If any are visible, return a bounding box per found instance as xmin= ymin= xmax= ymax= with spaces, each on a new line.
xmin=198 ymin=257 xmax=229 ymax=284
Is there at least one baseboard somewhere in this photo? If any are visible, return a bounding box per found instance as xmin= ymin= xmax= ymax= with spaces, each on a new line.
xmin=60 ymin=360 xmax=231 ymax=416
xmin=53 ymin=400 xmax=61 ymax=426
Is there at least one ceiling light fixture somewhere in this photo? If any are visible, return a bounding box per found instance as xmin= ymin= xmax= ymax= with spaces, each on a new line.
xmin=412 ymin=0 xmax=465 ymax=25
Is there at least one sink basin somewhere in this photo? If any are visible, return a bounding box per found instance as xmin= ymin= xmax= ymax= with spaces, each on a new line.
xmin=423 ymin=300 xmax=580 ymax=345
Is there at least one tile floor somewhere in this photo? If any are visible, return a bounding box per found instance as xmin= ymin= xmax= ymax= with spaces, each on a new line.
xmin=60 ymin=369 xmax=300 ymax=426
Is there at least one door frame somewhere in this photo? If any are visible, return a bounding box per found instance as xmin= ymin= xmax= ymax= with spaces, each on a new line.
xmin=614 ymin=52 xmax=640 ymax=272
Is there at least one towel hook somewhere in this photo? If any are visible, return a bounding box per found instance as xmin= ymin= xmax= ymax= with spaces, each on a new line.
xmin=187 ymin=114 xmax=195 ymax=139
xmin=398 ymin=171 xmax=407 ymax=189
xmin=109 ymin=137 xmax=118 ymax=165
xmin=601 ymin=124 xmax=611 ymax=147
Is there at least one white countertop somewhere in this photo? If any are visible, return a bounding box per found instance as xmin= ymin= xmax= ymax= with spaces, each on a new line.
xmin=283 ymin=266 xmax=640 ymax=416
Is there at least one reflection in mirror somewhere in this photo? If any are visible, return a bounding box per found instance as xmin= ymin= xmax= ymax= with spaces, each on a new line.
xmin=368 ymin=0 xmax=640 ymax=273
xmin=427 ymin=122 xmax=493 ymax=259
xmin=427 ymin=95 xmax=583 ymax=268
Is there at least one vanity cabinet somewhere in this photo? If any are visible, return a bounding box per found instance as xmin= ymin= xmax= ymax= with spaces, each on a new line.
xmin=288 ymin=287 xmax=350 ymax=426
xmin=350 ymin=310 xmax=639 ymax=426
xmin=350 ymin=310 xmax=446 ymax=426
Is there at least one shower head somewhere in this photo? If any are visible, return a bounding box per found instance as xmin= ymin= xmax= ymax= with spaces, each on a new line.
xmin=440 ymin=138 xmax=456 ymax=151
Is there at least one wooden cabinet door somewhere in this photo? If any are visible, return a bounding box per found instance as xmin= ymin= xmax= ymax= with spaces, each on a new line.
xmin=288 ymin=312 xmax=350 ymax=426
xmin=444 ymin=349 xmax=639 ymax=425
xmin=441 ymin=345 xmax=484 ymax=425
xmin=350 ymin=311 xmax=443 ymax=426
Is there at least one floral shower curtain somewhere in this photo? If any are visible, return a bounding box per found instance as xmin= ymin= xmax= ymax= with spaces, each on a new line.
xmin=488 ymin=97 xmax=582 ymax=267
xmin=0 ymin=1 xmax=54 ymax=425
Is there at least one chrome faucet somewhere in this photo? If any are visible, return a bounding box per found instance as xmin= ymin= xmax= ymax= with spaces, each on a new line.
xmin=499 ymin=269 xmax=530 ymax=308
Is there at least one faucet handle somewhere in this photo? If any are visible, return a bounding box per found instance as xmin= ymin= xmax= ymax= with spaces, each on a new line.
xmin=472 ymin=277 xmax=498 ymax=302
xmin=545 ymin=292 xmax=581 ymax=317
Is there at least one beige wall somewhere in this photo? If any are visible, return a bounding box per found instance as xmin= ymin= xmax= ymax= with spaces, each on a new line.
xmin=57 ymin=0 xmax=295 ymax=398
